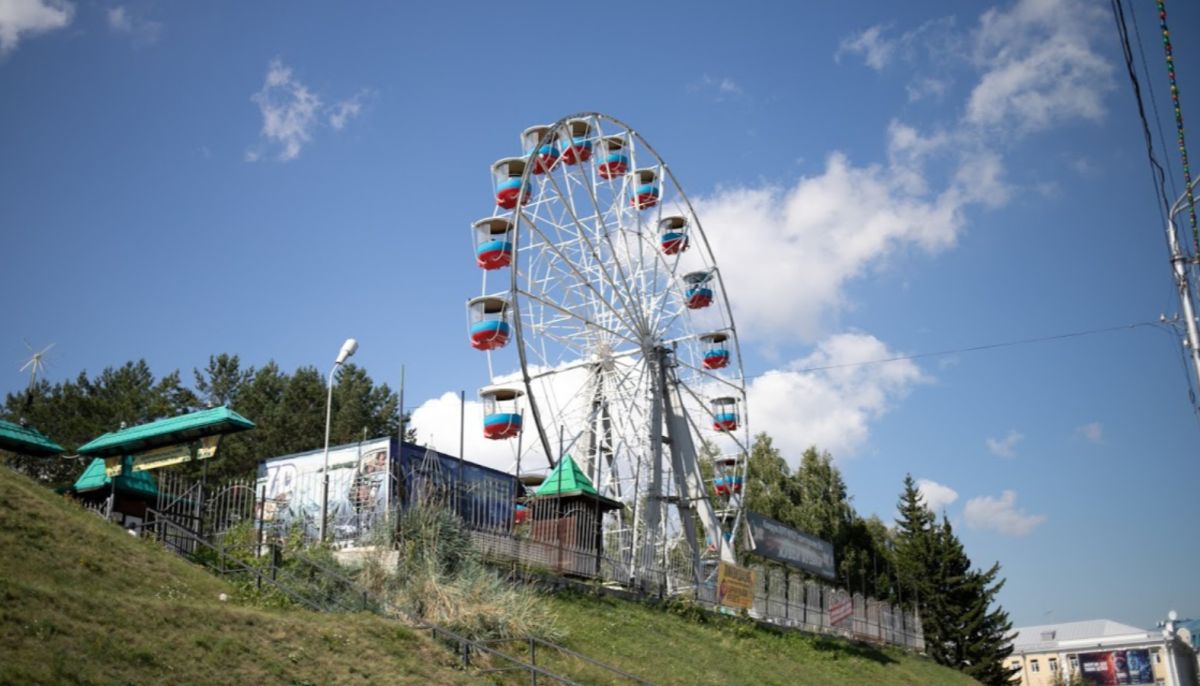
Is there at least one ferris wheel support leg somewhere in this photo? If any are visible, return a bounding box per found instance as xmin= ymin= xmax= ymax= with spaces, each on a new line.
xmin=636 ymin=353 xmax=666 ymax=588
xmin=664 ymin=369 xmax=736 ymax=567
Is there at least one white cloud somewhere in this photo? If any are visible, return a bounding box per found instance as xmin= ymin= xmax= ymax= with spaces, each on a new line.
xmin=694 ymin=129 xmax=997 ymax=341
xmin=249 ymin=59 xmax=322 ymax=162
xmin=0 ymin=0 xmax=73 ymax=56
xmin=986 ymin=429 xmax=1023 ymax=458
xmin=408 ymin=391 xmax=520 ymax=475
xmin=329 ymin=91 xmax=368 ymax=131
xmin=917 ymin=478 xmax=958 ymax=513
xmin=836 ymin=25 xmax=896 ymax=70
xmin=906 ymin=76 xmax=949 ymax=102
xmin=1076 ymin=421 xmax=1103 ymax=444
xmin=688 ymin=74 xmax=744 ymax=101
xmin=746 ymin=333 xmax=927 ymax=462
xmin=966 ymin=0 xmax=1112 ymax=135
xmin=964 ymin=490 xmax=1046 ymax=536
xmin=247 ymin=59 xmax=371 ymax=162
xmin=107 ymin=5 xmax=160 ymax=45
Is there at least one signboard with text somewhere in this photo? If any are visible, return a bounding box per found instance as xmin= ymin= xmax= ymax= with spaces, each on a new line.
xmin=105 ymin=435 xmax=222 ymax=476
xmin=745 ymin=511 xmax=836 ymax=580
xmin=717 ymin=561 xmax=755 ymax=610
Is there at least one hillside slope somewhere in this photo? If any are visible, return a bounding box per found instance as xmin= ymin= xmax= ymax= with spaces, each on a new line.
xmin=538 ymin=592 xmax=980 ymax=686
xmin=0 ymin=466 xmax=472 ymax=685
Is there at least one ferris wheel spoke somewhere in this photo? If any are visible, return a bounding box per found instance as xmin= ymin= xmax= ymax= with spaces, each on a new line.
xmin=672 ymin=376 xmax=750 ymax=458
xmin=537 ymin=167 xmax=643 ymax=326
xmin=672 ymin=358 xmax=747 ymax=395
xmin=516 ymin=288 xmax=640 ymax=347
xmin=542 ymin=161 xmax=649 ymax=333
xmin=518 ymin=209 xmax=642 ymax=336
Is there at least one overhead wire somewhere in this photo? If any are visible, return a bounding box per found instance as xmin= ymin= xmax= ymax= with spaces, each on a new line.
xmin=745 ymin=321 xmax=1161 ymax=378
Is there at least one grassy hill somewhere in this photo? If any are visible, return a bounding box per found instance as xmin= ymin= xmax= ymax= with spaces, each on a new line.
xmin=540 ymin=592 xmax=978 ymax=686
xmin=0 ymin=466 xmax=473 ymax=685
xmin=0 ymin=465 xmax=977 ymax=685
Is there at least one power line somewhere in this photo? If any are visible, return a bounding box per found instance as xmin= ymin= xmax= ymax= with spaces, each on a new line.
xmin=753 ymin=321 xmax=1162 ymax=377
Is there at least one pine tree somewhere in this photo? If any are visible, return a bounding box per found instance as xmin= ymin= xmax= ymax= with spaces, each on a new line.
xmin=960 ymin=560 xmax=1018 ymax=685
xmin=893 ymin=474 xmax=936 ymax=608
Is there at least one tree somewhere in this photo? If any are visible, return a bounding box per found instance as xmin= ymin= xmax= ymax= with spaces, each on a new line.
xmin=193 ymin=353 xmax=254 ymax=408
xmin=893 ymin=474 xmax=937 ymax=607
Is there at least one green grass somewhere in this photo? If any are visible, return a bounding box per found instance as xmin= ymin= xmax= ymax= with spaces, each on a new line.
xmin=0 ymin=466 xmax=473 ymax=686
xmin=532 ymin=592 xmax=980 ymax=686
xmin=1 ymin=464 xmax=977 ymax=685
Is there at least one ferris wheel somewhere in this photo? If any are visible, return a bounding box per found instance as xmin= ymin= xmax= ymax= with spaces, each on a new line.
xmin=466 ymin=113 xmax=750 ymax=586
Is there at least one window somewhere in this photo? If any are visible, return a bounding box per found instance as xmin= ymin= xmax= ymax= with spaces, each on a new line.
xmin=1011 ymin=660 xmax=1022 ymax=671
xmin=1154 ymin=650 xmax=1162 ymax=664
xmin=1049 ymin=657 xmax=1059 ymax=673
xmin=1031 ymin=659 xmax=1040 ymax=673
xmin=1069 ymin=655 xmax=1079 ymax=670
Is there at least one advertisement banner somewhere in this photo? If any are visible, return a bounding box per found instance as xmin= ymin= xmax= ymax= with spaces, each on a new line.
xmin=745 ymin=511 xmax=836 ymax=580
xmin=1077 ymin=649 xmax=1154 ymax=685
xmin=829 ymin=592 xmax=853 ymax=626
xmin=257 ymin=437 xmax=393 ymax=543
xmin=717 ymin=561 xmax=755 ymax=610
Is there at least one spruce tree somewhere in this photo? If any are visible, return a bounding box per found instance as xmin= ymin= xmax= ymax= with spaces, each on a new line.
xmin=893 ymin=474 xmax=936 ymax=608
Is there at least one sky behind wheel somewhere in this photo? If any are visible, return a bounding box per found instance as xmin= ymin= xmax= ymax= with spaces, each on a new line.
xmin=1 ymin=0 xmax=1197 ymax=630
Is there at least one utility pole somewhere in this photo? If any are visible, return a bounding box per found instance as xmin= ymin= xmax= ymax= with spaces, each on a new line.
xmin=1165 ymin=181 xmax=1200 ymax=396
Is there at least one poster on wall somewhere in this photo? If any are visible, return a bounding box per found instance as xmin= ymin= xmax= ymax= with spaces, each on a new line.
xmin=256 ymin=437 xmax=392 ymax=543
xmin=1076 ymin=649 xmax=1154 ymax=685
xmin=744 ymin=511 xmax=836 ymax=580
xmin=717 ymin=561 xmax=755 ymax=610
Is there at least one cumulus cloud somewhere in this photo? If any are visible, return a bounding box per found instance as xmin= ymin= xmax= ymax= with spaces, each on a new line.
xmin=964 ymin=490 xmax=1046 ymax=536
xmin=966 ymin=0 xmax=1112 ymax=135
xmin=688 ymin=74 xmax=744 ymax=101
xmin=917 ymin=478 xmax=958 ymax=513
xmin=107 ymin=5 xmax=160 ymax=45
xmin=247 ymin=59 xmax=370 ymax=162
xmin=1076 ymin=421 xmax=1103 ymax=444
xmin=986 ymin=430 xmax=1023 ymax=458
xmin=408 ymin=391 xmax=519 ymax=474
xmin=747 ymin=333 xmax=927 ymax=461
xmin=0 ymin=0 xmax=73 ymax=55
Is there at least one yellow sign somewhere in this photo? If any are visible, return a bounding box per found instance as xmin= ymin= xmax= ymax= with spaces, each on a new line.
xmin=103 ymin=435 xmax=222 ymax=476
xmin=717 ymin=561 xmax=755 ymax=610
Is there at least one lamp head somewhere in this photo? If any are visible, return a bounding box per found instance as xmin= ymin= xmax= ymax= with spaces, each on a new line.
xmin=336 ymin=338 xmax=359 ymax=365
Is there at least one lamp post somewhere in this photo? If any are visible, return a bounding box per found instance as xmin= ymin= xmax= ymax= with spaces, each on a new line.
xmin=319 ymin=337 xmax=358 ymax=544
xmin=1165 ymin=180 xmax=1200 ymax=394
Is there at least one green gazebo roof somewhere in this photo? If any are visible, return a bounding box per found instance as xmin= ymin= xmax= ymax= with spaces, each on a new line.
xmin=534 ymin=454 xmax=623 ymax=510
xmin=536 ymin=454 xmax=599 ymax=497
xmin=78 ymin=406 xmax=255 ymax=457
xmin=71 ymin=456 xmax=159 ymax=499
xmin=0 ymin=418 xmax=64 ymax=457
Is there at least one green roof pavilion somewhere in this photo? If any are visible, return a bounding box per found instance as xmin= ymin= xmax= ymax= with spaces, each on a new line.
xmin=535 ymin=454 xmax=622 ymax=510
xmin=78 ymin=406 xmax=255 ymax=458
xmin=69 ymin=456 xmax=159 ymax=499
xmin=0 ymin=418 xmax=64 ymax=457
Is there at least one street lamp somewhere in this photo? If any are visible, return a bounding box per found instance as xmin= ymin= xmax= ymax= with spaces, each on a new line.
xmin=319 ymin=337 xmax=358 ymax=543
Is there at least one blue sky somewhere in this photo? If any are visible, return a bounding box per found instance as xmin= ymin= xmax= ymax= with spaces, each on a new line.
xmin=2 ymin=0 xmax=1198 ymax=630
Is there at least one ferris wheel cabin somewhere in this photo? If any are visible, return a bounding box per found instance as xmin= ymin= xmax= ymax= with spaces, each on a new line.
xmin=522 ymin=124 xmax=558 ymax=175
xmin=712 ymin=454 xmax=743 ymax=496
xmin=659 ymin=215 xmax=690 ymax=255
xmin=699 ymin=331 xmax=731 ymax=370
xmin=598 ymin=136 xmax=629 ymax=180
xmin=480 ymin=386 xmax=523 ymax=440
xmin=630 ymin=168 xmax=660 ymax=210
xmin=492 ymin=157 xmax=530 ymax=210
xmin=558 ymin=118 xmax=593 ymax=165
xmin=683 ymin=271 xmax=715 ymax=309
xmin=473 ymin=217 xmax=514 ymax=270
xmin=467 ymin=295 xmax=511 ymax=351
xmin=712 ymin=396 xmax=739 ymax=432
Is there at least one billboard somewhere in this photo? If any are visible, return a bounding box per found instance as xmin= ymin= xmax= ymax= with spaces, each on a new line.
xmin=1077 ymin=649 xmax=1154 ymax=685
xmin=745 ymin=511 xmax=836 ymax=580
xmin=257 ymin=437 xmax=393 ymax=544
xmin=396 ymin=442 xmax=516 ymax=531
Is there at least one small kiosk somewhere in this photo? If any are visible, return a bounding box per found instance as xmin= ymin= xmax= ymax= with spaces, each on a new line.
xmin=527 ymin=454 xmax=622 ymax=576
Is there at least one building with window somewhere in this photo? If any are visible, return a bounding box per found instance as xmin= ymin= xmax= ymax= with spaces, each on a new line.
xmin=1009 ymin=618 xmax=1198 ymax=686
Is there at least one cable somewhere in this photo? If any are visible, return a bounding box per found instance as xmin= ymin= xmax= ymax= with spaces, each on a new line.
xmin=1154 ymin=0 xmax=1199 ymax=252
xmin=1129 ymin=0 xmax=1179 ymax=202
xmin=773 ymin=321 xmax=1161 ymax=376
